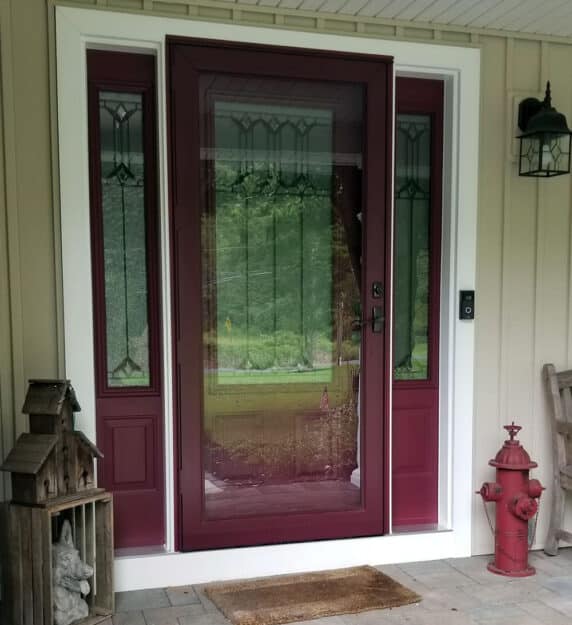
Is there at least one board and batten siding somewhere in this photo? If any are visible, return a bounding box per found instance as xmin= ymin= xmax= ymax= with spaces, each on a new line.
xmin=1 ymin=0 xmax=572 ymax=554
xmin=474 ymin=35 xmax=572 ymax=554
xmin=0 ymin=0 xmax=66 ymax=503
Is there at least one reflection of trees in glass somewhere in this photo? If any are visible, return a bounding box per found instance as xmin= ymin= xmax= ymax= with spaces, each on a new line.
xmin=204 ymin=103 xmax=342 ymax=375
xmin=393 ymin=115 xmax=431 ymax=380
xmin=209 ymin=163 xmax=333 ymax=371
xmin=100 ymin=92 xmax=150 ymax=387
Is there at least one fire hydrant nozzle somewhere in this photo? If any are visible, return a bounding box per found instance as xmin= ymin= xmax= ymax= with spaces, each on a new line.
xmin=528 ymin=479 xmax=544 ymax=499
xmin=479 ymin=482 xmax=502 ymax=502
xmin=510 ymin=494 xmax=538 ymax=521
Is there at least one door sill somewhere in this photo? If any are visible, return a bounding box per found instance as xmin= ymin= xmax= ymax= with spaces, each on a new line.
xmin=115 ymin=544 xmax=168 ymax=558
xmin=392 ymin=523 xmax=449 ymax=534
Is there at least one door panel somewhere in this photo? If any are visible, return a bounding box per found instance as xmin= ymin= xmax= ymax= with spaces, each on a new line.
xmin=392 ymin=77 xmax=443 ymax=529
xmin=169 ymin=39 xmax=392 ymax=550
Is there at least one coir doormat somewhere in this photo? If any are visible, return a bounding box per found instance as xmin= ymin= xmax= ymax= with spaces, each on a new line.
xmin=204 ymin=565 xmax=421 ymax=625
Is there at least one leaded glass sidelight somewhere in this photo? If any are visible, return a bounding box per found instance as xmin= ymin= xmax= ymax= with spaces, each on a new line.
xmin=99 ymin=91 xmax=150 ymax=387
xmin=394 ymin=114 xmax=431 ymax=380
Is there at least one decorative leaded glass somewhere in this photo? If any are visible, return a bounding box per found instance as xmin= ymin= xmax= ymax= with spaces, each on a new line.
xmin=205 ymin=101 xmax=337 ymax=384
xmin=394 ymin=114 xmax=431 ymax=380
xmin=99 ymin=91 xmax=150 ymax=387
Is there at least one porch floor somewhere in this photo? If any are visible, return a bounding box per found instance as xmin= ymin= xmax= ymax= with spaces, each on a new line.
xmin=112 ymin=549 xmax=572 ymax=625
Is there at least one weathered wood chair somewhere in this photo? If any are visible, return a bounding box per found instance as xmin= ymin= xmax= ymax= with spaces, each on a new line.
xmin=544 ymin=363 xmax=572 ymax=555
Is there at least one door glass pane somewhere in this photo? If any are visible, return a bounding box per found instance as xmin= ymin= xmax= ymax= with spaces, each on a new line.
xmin=394 ymin=114 xmax=431 ymax=381
xmin=99 ymin=91 xmax=150 ymax=387
xmin=200 ymin=75 xmax=363 ymax=519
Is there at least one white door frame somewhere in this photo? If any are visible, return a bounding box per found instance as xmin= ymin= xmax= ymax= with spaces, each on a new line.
xmin=56 ymin=5 xmax=479 ymax=591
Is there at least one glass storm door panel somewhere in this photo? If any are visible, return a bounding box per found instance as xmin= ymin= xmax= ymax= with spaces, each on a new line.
xmin=169 ymin=40 xmax=392 ymax=551
xmin=392 ymin=77 xmax=443 ymax=529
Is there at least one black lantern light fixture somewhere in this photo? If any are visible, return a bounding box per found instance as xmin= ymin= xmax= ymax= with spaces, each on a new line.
xmin=517 ymin=81 xmax=572 ymax=177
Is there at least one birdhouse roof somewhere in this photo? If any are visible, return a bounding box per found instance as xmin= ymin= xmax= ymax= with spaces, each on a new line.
xmin=75 ymin=431 xmax=104 ymax=459
xmin=0 ymin=433 xmax=57 ymax=474
xmin=22 ymin=379 xmax=81 ymax=415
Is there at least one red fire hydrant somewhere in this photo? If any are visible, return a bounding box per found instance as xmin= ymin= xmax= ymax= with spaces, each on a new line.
xmin=477 ymin=422 xmax=544 ymax=577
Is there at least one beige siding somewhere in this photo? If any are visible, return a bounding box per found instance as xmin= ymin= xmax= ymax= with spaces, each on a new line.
xmin=2 ymin=0 xmax=572 ymax=553
xmin=473 ymin=35 xmax=572 ymax=554
xmin=0 ymin=0 xmax=63 ymax=501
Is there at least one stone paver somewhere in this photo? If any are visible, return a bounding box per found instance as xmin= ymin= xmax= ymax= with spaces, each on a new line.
xmin=166 ymin=585 xmax=201 ymax=606
xmin=143 ymin=603 xmax=207 ymax=625
xmin=112 ymin=549 xmax=572 ymax=625
xmin=194 ymin=584 xmax=227 ymax=613
xmin=519 ymin=600 xmax=572 ymax=625
xmin=112 ymin=612 xmax=146 ymax=625
xmin=115 ymin=588 xmax=170 ymax=612
xmin=467 ymin=604 xmax=544 ymax=625
xmin=178 ymin=613 xmax=231 ymax=625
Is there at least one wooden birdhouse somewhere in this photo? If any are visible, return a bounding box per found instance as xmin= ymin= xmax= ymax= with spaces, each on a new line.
xmin=0 ymin=379 xmax=103 ymax=505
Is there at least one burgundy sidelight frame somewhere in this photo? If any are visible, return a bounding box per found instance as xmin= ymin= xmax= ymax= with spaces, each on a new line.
xmin=392 ymin=76 xmax=444 ymax=528
xmin=168 ymin=38 xmax=393 ymax=551
xmin=87 ymin=50 xmax=165 ymax=548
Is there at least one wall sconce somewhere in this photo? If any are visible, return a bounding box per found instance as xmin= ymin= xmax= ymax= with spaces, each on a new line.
xmin=517 ymin=81 xmax=572 ymax=177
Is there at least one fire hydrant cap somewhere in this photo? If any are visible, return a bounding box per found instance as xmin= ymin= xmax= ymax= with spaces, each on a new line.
xmin=489 ymin=422 xmax=538 ymax=470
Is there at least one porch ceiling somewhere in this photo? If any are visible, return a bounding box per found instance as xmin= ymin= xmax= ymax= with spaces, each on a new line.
xmin=224 ymin=0 xmax=572 ymax=38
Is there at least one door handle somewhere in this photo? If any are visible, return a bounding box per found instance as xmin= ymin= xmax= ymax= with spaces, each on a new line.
xmin=351 ymin=306 xmax=384 ymax=333
xmin=371 ymin=306 xmax=383 ymax=333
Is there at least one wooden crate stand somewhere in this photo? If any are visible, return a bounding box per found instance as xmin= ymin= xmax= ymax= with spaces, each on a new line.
xmin=1 ymin=490 xmax=114 ymax=625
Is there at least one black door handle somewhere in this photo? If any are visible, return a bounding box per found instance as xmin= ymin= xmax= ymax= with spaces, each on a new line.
xmin=371 ymin=306 xmax=383 ymax=333
xmin=351 ymin=306 xmax=384 ymax=333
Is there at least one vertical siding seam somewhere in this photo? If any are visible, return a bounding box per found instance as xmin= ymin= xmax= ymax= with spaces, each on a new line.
xmin=531 ymin=41 xmax=550 ymax=460
xmin=0 ymin=5 xmax=11 ymax=500
xmin=499 ymin=36 xmax=513 ymax=428
xmin=0 ymin=0 xmax=25 ymax=434
xmin=568 ymin=116 xmax=572 ymax=366
xmin=0 ymin=0 xmax=25 ymax=492
xmin=47 ymin=1 xmax=66 ymax=377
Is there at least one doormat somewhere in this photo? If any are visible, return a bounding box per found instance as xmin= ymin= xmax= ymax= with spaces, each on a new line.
xmin=204 ymin=565 xmax=421 ymax=625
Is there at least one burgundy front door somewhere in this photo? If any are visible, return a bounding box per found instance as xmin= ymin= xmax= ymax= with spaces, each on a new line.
xmin=169 ymin=39 xmax=393 ymax=550
xmin=392 ymin=77 xmax=444 ymax=528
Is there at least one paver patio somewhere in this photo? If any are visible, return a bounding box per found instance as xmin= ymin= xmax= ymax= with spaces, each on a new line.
xmin=112 ymin=548 xmax=572 ymax=625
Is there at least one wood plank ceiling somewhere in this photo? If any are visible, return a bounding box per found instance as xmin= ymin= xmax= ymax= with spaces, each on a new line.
xmin=223 ymin=0 xmax=572 ymax=38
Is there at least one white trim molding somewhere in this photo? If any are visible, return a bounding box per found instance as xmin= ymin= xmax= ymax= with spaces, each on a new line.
xmin=56 ymin=5 xmax=479 ymax=592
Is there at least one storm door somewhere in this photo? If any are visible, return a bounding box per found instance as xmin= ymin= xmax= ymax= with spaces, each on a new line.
xmin=169 ymin=40 xmax=392 ymax=550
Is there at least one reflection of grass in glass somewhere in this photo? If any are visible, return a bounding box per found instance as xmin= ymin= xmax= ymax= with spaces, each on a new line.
xmin=394 ymin=340 xmax=428 ymax=380
xmin=108 ymin=375 xmax=150 ymax=387
xmin=211 ymin=331 xmax=335 ymax=384
xmin=215 ymin=367 xmax=333 ymax=385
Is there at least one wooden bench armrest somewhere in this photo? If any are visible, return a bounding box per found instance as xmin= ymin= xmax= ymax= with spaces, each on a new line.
xmin=556 ymin=421 xmax=572 ymax=436
xmin=558 ymin=370 xmax=572 ymax=389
